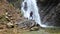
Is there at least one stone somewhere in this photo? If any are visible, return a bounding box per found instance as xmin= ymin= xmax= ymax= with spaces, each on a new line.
xmin=17 ymin=20 xmax=36 ymax=29
xmin=6 ymin=22 xmax=14 ymax=28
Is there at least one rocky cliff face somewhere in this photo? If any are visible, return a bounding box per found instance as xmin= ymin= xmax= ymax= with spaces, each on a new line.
xmin=37 ymin=0 xmax=60 ymax=27
xmin=0 ymin=0 xmax=23 ymax=28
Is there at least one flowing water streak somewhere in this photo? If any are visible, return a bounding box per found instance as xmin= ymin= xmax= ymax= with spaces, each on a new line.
xmin=21 ymin=0 xmax=49 ymax=27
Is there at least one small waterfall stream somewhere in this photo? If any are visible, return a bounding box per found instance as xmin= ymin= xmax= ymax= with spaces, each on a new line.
xmin=21 ymin=0 xmax=50 ymax=27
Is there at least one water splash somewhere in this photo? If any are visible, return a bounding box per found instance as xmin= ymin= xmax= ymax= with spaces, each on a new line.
xmin=21 ymin=0 xmax=49 ymax=27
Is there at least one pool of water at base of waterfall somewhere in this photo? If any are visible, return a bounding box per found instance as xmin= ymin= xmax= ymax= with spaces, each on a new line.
xmin=19 ymin=28 xmax=60 ymax=34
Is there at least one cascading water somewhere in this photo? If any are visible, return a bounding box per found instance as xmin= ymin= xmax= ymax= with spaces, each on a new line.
xmin=21 ymin=0 xmax=49 ymax=27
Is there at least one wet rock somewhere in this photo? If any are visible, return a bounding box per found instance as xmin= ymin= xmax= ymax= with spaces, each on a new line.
xmin=17 ymin=20 xmax=36 ymax=29
xmin=30 ymin=26 xmax=39 ymax=31
xmin=37 ymin=0 xmax=60 ymax=26
xmin=6 ymin=22 xmax=14 ymax=28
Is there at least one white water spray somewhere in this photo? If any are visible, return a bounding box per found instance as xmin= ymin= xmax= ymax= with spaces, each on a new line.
xmin=21 ymin=0 xmax=49 ymax=27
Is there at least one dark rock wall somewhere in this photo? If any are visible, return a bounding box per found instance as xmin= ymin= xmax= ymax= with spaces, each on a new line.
xmin=37 ymin=0 xmax=60 ymax=26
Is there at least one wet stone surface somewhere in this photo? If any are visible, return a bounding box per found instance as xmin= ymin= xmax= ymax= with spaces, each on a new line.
xmin=16 ymin=20 xmax=37 ymax=29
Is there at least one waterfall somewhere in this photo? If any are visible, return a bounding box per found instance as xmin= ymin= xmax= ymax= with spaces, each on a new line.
xmin=21 ymin=0 xmax=49 ymax=27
